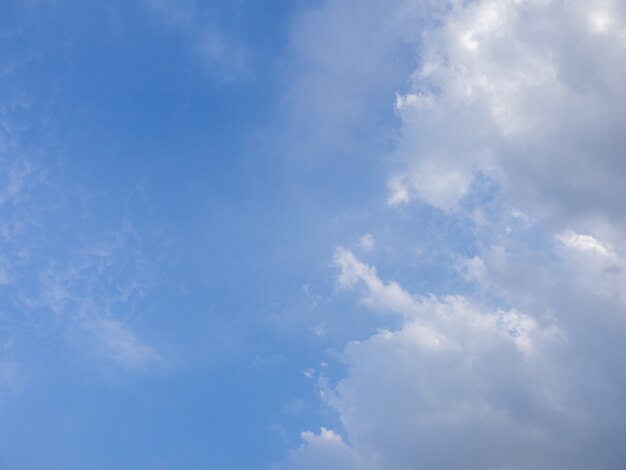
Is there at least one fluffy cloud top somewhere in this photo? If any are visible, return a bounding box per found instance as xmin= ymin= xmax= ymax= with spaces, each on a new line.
xmin=392 ymin=0 xmax=626 ymax=222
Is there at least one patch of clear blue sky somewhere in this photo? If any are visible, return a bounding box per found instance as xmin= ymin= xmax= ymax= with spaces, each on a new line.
xmin=0 ymin=1 xmax=475 ymax=468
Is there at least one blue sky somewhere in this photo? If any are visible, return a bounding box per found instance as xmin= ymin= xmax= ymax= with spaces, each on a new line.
xmin=3 ymin=1 xmax=626 ymax=469
xmin=0 ymin=1 xmax=414 ymax=467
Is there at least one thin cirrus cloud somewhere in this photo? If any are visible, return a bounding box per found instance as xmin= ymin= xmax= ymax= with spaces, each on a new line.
xmin=275 ymin=0 xmax=626 ymax=468
xmin=0 ymin=117 xmax=157 ymax=380
xmin=143 ymin=0 xmax=249 ymax=81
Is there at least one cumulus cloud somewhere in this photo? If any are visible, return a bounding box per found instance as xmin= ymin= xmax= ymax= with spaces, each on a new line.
xmin=334 ymin=247 xmax=421 ymax=317
xmin=391 ymin=0 xmax=626 ymax=223
xmin=282 ymin=248 xmax=626 ymax=469
xmin=272 ymin=427 xmax=373 ymax=470
xmin=277 ymin=1 xmax=626 ymax=468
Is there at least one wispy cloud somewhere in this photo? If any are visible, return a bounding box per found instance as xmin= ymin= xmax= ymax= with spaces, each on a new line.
xmin=73 ymin=316 xmax=157 ymax=370
xmin=1 ymin=108 xmax=160 ymax=383
xmin=144 ymin=0 xmax=249 ymax=81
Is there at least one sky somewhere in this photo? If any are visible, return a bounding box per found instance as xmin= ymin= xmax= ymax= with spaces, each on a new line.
xmin=1 ymin=0 xmax=626 ymax=469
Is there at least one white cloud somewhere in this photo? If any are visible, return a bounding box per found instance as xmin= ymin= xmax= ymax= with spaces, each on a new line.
xmin=283 ymin=247 xmax=626 ymax=468
xmin=390 ymin=0 xmax=626 ymax=222
xmin=272 ymin=427 xmax=374 ymax=470
xmin=278 ymin=1 xmax=626 ymax=468
xmin=557 ymin=231 xmax=613 ymax=259
xmin=334 ymin=247 xmax=421 ymax=318
xmin=282 ymin=251 xmax=573 ymax=469
xmin=357 ymin=233 xmax=375 ymax=252
xmin=76 ymin=316 xmax=156 ymax=370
